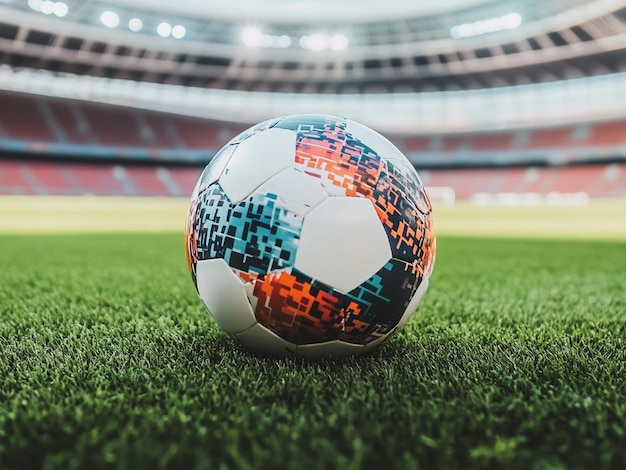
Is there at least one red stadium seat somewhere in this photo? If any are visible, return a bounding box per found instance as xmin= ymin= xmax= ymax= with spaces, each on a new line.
xmin=46 ymin=99 xmax=95 ymax=143
xmin=585 ymin=121 xmax=626 ymax=146
xmin=0 ymin=93 xmax=56 ymax=142
xmin=525 ymin=127 xmax=573 ymax=148
xmin=471 ymin=132 xmax=515 ymax=151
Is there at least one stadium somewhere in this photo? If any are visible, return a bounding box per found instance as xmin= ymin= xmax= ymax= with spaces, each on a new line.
xmin=0 ymin=0 xmax=625 ymax=467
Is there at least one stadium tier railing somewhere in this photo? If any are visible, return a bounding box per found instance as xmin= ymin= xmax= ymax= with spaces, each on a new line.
xmin=2 ymin=65 xmax=626 ymax=134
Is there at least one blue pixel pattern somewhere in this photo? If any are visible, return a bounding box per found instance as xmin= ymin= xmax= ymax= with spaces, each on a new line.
xmin=189 ymin=182 xmax=303 ymax=282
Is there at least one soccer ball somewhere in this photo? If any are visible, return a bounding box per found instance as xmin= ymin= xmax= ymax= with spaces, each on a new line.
xmin=185 ymin=114 xmax=435 ymax=358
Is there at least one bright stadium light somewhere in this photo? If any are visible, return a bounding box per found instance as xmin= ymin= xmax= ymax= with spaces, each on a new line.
xmin=329 ymin=34 xmax=348 ymax=51
xmin=53 ymin=2 xmax=68 ymax=17
xmin=172 ymin=25 xmax=186 ymax=39
xmin=502 ymin=12 xmax=522 ymax=28
xmin=276 ymin=35 xmax=291 ymax=48
xmin=100 ymin=11 xmax=120 ymax=28
xmin=242 ymin=27 xmax=293 ymax=49
xmin=128 ymin=18 xmax=143 ymax=32
xmin=39 ymin=0 xmax=54 ymax=14
xmin=450 ymin=12 xmax=522 ymax=38
xmin=157 ymin=22 xmax=172 ymax=37
xmin=242 ymin=26 xmax=262 ymax=47
xmin=27 ymin=0 xmax=42 ymax=11
xmin=300 ymin=33 xmax=348 ymax=51
xmin=306 ymin=34 xmax=327 ymax=51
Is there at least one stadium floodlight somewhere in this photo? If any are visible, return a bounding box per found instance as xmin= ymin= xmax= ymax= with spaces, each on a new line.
xmin=305 ymin=34 xmax=327 ymax=51
xmin=100 ymin=11 xmax=120 ymax=28
xmin=300 ymin=33 xmax=348 ymax=51
xmin=53 ymin=2 xmax=68 ymax=17
xmin=28 ymin=0 xmax=68 ymax=16
xmin=450 ymin=12 xmax=522 ymax=38
xmin=329 ymin=34 xmax=349 ymax=51
xmin=172 ymin=25 xmax=186 ymax=39
xmin=276 ymin=35 xmax=291 ymax=48
xmin=242 ymin=27 xmax=292 ymax=49
xmin=39 ymin=0 xmax=54 ymax=14
xmin=128 ymin=18 xmax=143 ymax=32
xmin=242 ymin=26 xmax=262 ymax=47
xmin=27 ymin=0 xmax=42 ymax=11
xmin=157 ymin=22 xmax=172 ymax=37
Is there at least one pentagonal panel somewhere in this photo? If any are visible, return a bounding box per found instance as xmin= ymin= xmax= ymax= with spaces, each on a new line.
xmin=235 ymin=323 xmax=296 ymax=357
xmin=196 ymin=258 xmax=256 ymax=334
xmin=295 ymin=197 xmax=391 ymax=293
xmin=345 ymin=119 xmax=407 ymax=162
xmin=396 ymin=278 xmax=430 ymax=329
xmin=219 ymin=127 xmax=297 ymax=203
xmin=255 ymin=167 xmax=328 ymax=217
xmin=296 ymin=340 xmax=364 ymax=359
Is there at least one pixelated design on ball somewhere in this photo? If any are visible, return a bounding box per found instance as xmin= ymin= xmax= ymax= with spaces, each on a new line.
xmin=252 ymin=258 xmax=422 ymax=345
xmin=185 ymin=113 xmax=435 ymax=356
xmin=186 ymin=183 xmax=303 ymax=285
xmin=275 ymin=115 xmax=434 ymax=268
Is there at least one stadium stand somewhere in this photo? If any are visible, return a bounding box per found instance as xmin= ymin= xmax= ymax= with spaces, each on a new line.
xmin=1 ymin=158 xmax=624 ymax=199
xmin=0 ymin=93 xmax=56 ymax=142
xmin=586 ymin=121 xmax=626 ymax=147
xmin=1 ymin=87 xmax=625 ymax=200
xmin=1 ymin=90 xmax=626 ymax=162
xmin=0 ymin=0 xmax=625 ymax=203
xmin=45 ymin=100 xmax=94 ymax=144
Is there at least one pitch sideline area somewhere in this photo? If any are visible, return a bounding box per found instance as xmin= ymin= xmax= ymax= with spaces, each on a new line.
xmin=0 ymin=195 xmax=625 ymax=239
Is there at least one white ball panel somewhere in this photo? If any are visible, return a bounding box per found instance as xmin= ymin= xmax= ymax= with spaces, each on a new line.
xmin=190 ymin=145 xmax=238 ymax=199
xmin=235 ymin=323 xmax=296 ymax=357
xmin=243 ymin=281 xmax=258 ymax=312
xmin=397 ymin=278 xmax=430 ymax=329
xmin=296 ymin=340 xmax=364 ymax=359
xmin=255 ymin=168 xmax=328 ymax=217
xmin=345 ymin=119 xmax=406 ymax=161
xmin=196 ymin=259 xmax=257 ymax=334
xmin=321 ymin=179 xmax=349 ymax=197
xmin=295 ymin=197 xmax=392 ymax=293
xmin=219 ymin=128 xmax=297 ymax=203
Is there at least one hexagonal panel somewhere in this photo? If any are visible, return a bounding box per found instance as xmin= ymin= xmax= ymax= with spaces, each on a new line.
xmin=295 ymin=197 xmax=392 ymax=293
xmin=235 ymin=323 xmax=296 ymax=357
xmin=296 ymin=340 xmax=364 ymax=359
xmin=345 ymin=119 xmax=407 ymax=161
xmin=219 ymin=127 xmax=297 ymax=203
xmin=255 ymin=167 xmax=328 ymax=217
xmin=196 ymin=258 xmax=256 ymax=334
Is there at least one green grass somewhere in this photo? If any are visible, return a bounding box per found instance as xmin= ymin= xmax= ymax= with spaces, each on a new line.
xmin=1 ymin=232 xmax=625 ymax=469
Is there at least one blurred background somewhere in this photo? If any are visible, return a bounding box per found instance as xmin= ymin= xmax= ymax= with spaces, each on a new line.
xmin=0 ymin=0 xmax=624 ymax=235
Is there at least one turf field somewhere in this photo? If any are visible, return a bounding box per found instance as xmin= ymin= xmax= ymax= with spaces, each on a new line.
xmin=0 ymin=196 xmax=625 ymax=469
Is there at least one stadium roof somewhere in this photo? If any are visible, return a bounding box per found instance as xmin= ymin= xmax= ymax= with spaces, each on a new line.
xmin=1 ymin=0 xmax=624 ymax=93
xmin=105 ymin=0 xmax=493 ymax=23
